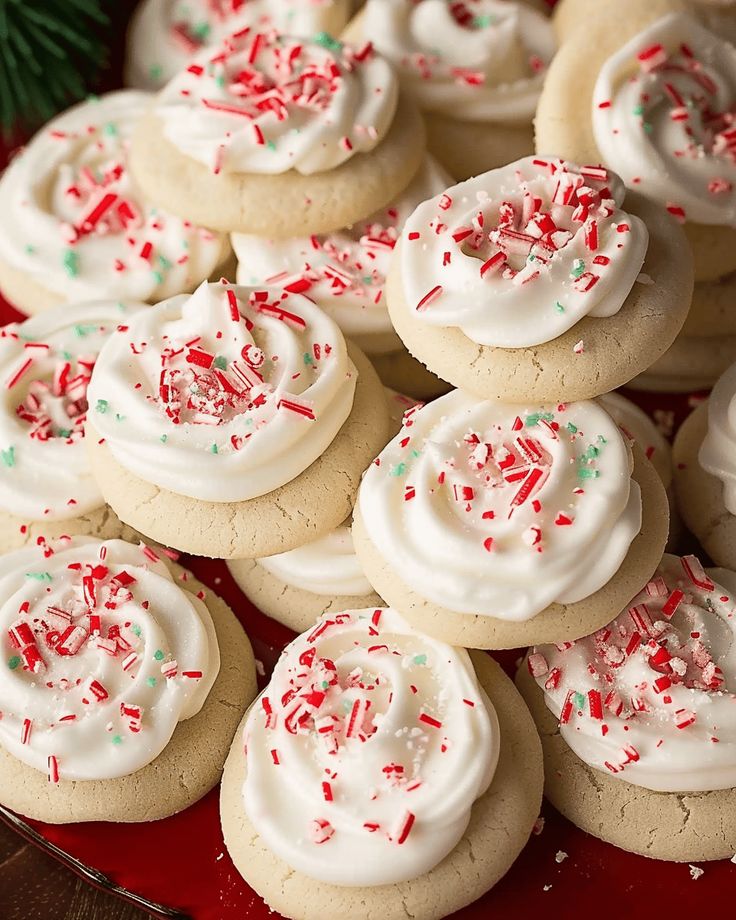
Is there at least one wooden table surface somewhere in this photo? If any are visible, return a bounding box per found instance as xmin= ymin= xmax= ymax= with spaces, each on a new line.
xmin=0 ymin=819 xmax=150 ymax=920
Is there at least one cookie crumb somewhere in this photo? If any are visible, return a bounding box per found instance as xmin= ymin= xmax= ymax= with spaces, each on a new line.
xmin=532 ymin=816 xmax=545 ymax=836
xmin=555 ymin=850 xmax=568 ymax=864
xmin=689 ymin=865 xmax=704 ymax=880
xmin=543 ymin=884 xmax=552 ymax=892
xmin=573 ymin=340 xmax=584 ymax=355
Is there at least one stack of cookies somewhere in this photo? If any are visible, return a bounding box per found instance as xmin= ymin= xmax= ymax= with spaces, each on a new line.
xmin=0 ymin=0 xmax=735 ymax=917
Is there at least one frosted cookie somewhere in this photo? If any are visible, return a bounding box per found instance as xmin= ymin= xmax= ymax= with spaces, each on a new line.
xmin=0 ymin=536 xmax=257 ymax=824
xmin=386 ymin=157 xmax=693 ymax=402
xmin=343 ymin=0 xmax=556 ymax=179
xmin=130 ymin=30 xmax=425 ymax=236
xmin=127 ymin=0 xmax=352 ymax=90
xmin=0 ymin=92 xmax=232 ymax=317
xmin=517 ymin=553 xmax=736 ymax=862
xmin=86 ymin=282 xmax=390 ymax=559
xmin=673 ymin=365 xmax=736 ymax=566
xmin=631 ymin=332 xmax=736 ymax=393
xmin=221 ymin=608 xmax=543 ymax=920
xmin=353 ymin=390 xmax=669 ymax=649
xmin=537 ymin=8 xmax=736 ymax=282
xmin=0 ymin=302 xmax=148 ymax=553
xmin=227 ymin=388 xmax=415 ymax=630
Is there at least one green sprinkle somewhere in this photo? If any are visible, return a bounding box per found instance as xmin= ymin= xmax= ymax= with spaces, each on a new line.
xmin=104 ymin=122 xmax=118 ymax=137
xmin=95 ymin=399 xmax=108 ymax=414
xmin=160 ymin=434 xmax=168 ymax=443
xmin=555 ymin=301 xmax=565 ymax=314
xmin=210 ymin=443 xmax=218 ymax=454
xmin=7 ymin=656 xmax=21 ymax=670
xmin=583 ymin=444 xmax=600 ymax=461
xmin=577 ymin=467 xmax=601 ymax=481
xmin=598 ymin=434 xmax=608 ymax=445
xmin=566 ymin=422 xmax=578 ymax=434
xmin=303 ymin=352 xmax=314 ymax=366
xmin=213 ymin=355 xmax=227 ymax=370
xmin=573 ymin=691 xmax=586 ymax=711
xmin=57 ymin=428 xmax=72 ymax=439
xmin=149 ymin=64 xmax=163 ymax=81
xmin=154 ymin=649 xmax=165 ymax=661
xmin=158 ymin=254 xmax=172 ymax=270
xmin=111 ymin=735 xmax=123 ymax=746
xmin=131 ymin=624 xmax=142 ymax=637
xmin=25 ymin=572 xmax=52 ymax=582
xmin=25 ymin=244 xmax=35 ymax=255
xmin=632 ymin=104 xmax=645 ymax=117
xmin=389 ymin=462 xmax=407 ymax=477
xmin=525 ymin=412 xmax=554 ymax=427
xmin=63 ymin=249 xmax=80 ymax=278
xmin=321 ymin=680 xmax=330 ymax=690
xmin=413 ymin=654 xmax=427 ymax=665
xmin=62 ymin=350 xmax=73 ymax=360
xmin=266 ymin=140 xmax=277 ymax=152
xmin=146 ymin=676 xmax=157 ymax=687
xmin=411 ymin=449 xmax=421 ymax=458
xmin=73 ymin=323 xmax=98 ymax=337
xmin=1 ymin=446 xmax=15 ymax=468
xmin=473 ymin=14 xmax=494 ymax=26
xmin=570 ymin=259 xmax=585 ymax=279
xmin=193 ymin=21 xmax=211 ymax=40
xmin=152 ymin=271 xmax=164 ymax=285
xmin=215 ymin=74 xmax=225 ymax=88
xmin=642 ymin=122 xmax=653 ymax=134
xmin=115 ymin=413 xmax=125 ymax=423
xmin=313 ymin=31 xmax=342 ymax=51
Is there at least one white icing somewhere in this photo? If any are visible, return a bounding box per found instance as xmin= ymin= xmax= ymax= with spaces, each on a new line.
xmin=699 ymin=361 xmax=736 ymax=512
xmin=531 ymin=554 xmax=736 ymax=792
xmin=0 ymin=537 xmax=219 ymax=781
xmin=359 ymin=389 xmax=641 ymax=620
xmin=593 ymin=13 xmax=736 ymax=226
xmin=87 ymin=281 xmax=356 ymax=503
xmin=242 ymin=607 xmax=498 ymax=885
xmin=598 ymin=392 xmax=672 ymax=489
xmin=155 ymin=30 xmax=398 ymax=175
xmin=127 ymin=0 xmax=352 ymax=90
xmin=359 ymin=0 xmax=555 ymax=122
xmin=0 ymin=302 xmax=145 ymax=522
xmin=0 ymin=92 xmax=225 ymax=305
xmin=233 ymin=156 xmax=452 ymax=354
xmin=400 ymin=157 xmax=648 ymax=349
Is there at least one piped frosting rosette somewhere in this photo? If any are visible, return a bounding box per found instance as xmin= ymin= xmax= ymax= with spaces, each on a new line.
xmin=358 ymin=389 xmax=642 ymax=621
xmin=242 ymin=607 xmax=498 ymax=885
xmin=87 ymin=281 xmax=357 ymax=503
xmin=233 ymin=156 xmax=451 ymax=354
xmin=397 ymin=157 xmax=648 ymax=348
xmin=698 ymin=361 xmax=736 ymax=513
xmin=0 ymin=537 xmax=219 ymax=782
xmin=357 ymin=0 xmax=555 ymax=122
xmin=529 ymin=554 xmax=736 ymax=792
xmin=0 ymin=302 xmax=144 ymax=522
xmin=155 ymin=29 xmax=398 ymax=176
xmin=127 ymin=0 xmax=352 ymax=90
xmin=592 ymin=13 xmax=736 ymax=228
xmin=0 ymin=91 xmax=226 ymax=307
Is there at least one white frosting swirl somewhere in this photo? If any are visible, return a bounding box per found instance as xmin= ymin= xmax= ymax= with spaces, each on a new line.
xmin=87 ymin=281 xmax=356 ymax=503
xmin=399 ymin=157 xmax=648 ymax=348
xmin=242 ymin=607 xmax=498 ymax=885
xmin=699 ymin=361 xmax=736 ymax=512
xmin=360 ymin=0 xmax=555 ymax=122
xmin=233 ymin=156 xmax=452 ymax=354
xmin=0 ymin=91 xmax=225 ymax=304
xmin=0 ymin=302 xmax=145 ymax=522
xmin=128 ymin=0 xmax=351 ymax=90
xmin=359 ymin=390 xmax=641 ymax=620
xmin=0 ymin=537 xmax=219 ymax=781
xmin=257 ymin=521 xmax=373 ymax=595
xmin=598 ymin=392 xmax=672 ymax=489
xmin=155 ymin=30 xmax=398 ymax=175
xmin=592 ymin=13 xmax=736 ymax=227
xmin=530 ymin=554 xmax=736 ymax=792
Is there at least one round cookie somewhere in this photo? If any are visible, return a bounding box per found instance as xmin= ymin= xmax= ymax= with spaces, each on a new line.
xmin=673 ymin=400 xmax=736 ymax=567
xmin=631 ymin=333 xmax=736 ymax=393
xmin=516 ymin=553 xmax=736 ymax=862
xmin=227 ymin=521 xmax=383 ymax=633
xmin=0 ymin=91 xmax=232 ymax=317
xmin=536 ymin=5 xmax=736 ymax=282
xmin=86 ymin=283 xmax=391 ymax=559
xmin=353 ymin=391 xmax=670 ymax=649
xmin=0 ymin=302 xmax=150 ymax=552
xmin=221 ymin=627 xmax=543 ymax=920
xmin=386 ymin=159 xmax=693 ymax=403
xmin=126 ymin=0 xmax=352 ymax=91
xmin=342 ymin=0 xmax=556 ymax=180
xmin=130 ymin=32 xmax=425 ymax=236
xmin=0 ymin=538 xmax=258 ymax=824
